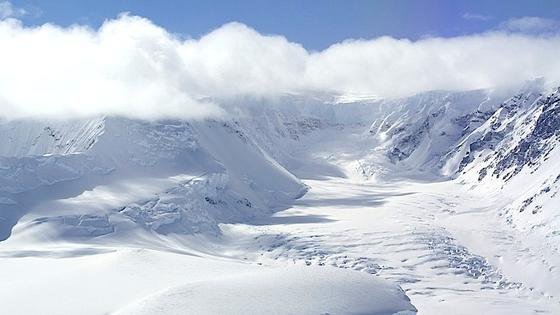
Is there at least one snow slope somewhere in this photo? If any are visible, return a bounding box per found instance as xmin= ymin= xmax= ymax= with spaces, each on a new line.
xmin=0 ymin=248 xmax=415 ymax=315
xmin=0 ymin=116 xmax=305 ymax=244
xmin=115 ymin=264 xmax=415 ymax=315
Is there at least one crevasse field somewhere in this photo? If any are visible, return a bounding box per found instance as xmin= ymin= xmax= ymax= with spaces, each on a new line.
xmin=1 ymin=80 xmax=560 ymax=314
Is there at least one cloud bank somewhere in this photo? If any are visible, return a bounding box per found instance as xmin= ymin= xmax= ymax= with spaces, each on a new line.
xmin=1 ymin=14 xmax=560 ymax=120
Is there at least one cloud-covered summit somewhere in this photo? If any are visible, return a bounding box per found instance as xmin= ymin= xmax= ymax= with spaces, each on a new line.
xmin=1 ymin=14 xmax=559 ymax=120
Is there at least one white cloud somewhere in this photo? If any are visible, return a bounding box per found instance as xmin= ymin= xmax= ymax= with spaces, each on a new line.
xmin=462 ymin=13 xmax=493 ymax=21
xmin=0 ymin=14 xmax=559 ymax=120
xmin=500 ymin=16 xmax=560 ymax=34
xmin=0 ymin=15 xmax=225 ymax=120
xmin=0 ymin=1 xmax=26 ymax=19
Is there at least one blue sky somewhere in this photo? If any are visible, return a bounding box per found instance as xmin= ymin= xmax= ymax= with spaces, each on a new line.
xmin=7 ymin=0 xmax=560 ymax=50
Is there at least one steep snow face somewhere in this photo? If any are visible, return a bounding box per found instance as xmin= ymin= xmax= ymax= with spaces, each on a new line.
xmin=0 ymin=116 xmax=305 ymax=243
xmin=217 ymin=94 xmax=381 ymax=168
xmin=0 ymin=117 xmax=106 ymax=157
xmin=444 ymin=91 xmax=547 ymax=179
xmin=368 ymin=89 xmax=511 ymax=172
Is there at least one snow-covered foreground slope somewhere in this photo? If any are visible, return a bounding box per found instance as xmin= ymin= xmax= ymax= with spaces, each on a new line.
xmin=2 ymin=84 xmax=560 ymax=314
xmin=0 ymin=248 xmax=415 ymax=315
xmin=115 ymin=262 xmax=413 ymax=315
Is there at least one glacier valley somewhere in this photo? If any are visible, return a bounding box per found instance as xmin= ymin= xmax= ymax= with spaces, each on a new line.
xmin=1 ymin=81 xmax=560 ymax=314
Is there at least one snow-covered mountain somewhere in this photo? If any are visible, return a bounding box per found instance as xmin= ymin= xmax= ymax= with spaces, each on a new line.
xmin=2 ymin=82 xmax=560 ymax=314
xmin=452 ymin=88 xmax=560 ymax=239
xmin=0 ymin=116 xmax=306 ymax=244
xmin=3 ymin=82 xmax=559 ymax=247
xmin=365 ymin=82 xmax=560 ymax=242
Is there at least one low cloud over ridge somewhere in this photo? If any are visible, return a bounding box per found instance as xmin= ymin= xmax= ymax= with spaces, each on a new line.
xmin=1 ymin=14 xmax=560 ymax=120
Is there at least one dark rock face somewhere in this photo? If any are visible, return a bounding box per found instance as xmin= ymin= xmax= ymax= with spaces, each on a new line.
xmin=455 ymin=110 xmax=493 ymax=138
xmin=388 ymin=128 xmax=426 ymax=162
xmin=493 ymin=90 xmax=560 ymax=180
xmin=387 ymin=110 xmax=440 ymax=163
xmin=380 ymin=87 xmax=560 ymax=184
xmin=533 ymin=93 xmax=560 ymax=139
xmin=458 ymin=131 xmax=503 ymax=173
xmin=450 ymin=92 xmax=543 ymax=180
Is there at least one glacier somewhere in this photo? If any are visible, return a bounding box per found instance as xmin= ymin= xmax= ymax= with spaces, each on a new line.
xmin=1 ymin=81 xmax=560 ymax=314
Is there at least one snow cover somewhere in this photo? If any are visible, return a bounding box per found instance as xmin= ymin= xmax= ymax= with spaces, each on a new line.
xmin=0 ymin=116 xmax=306 ymax=242
xmin=2 ymin=81 xmax=560 ymax=314
xmin=115 ymin=265 xmax=415 ymax=315
xmin=0 ymin=248 xmax=415 ymax=315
